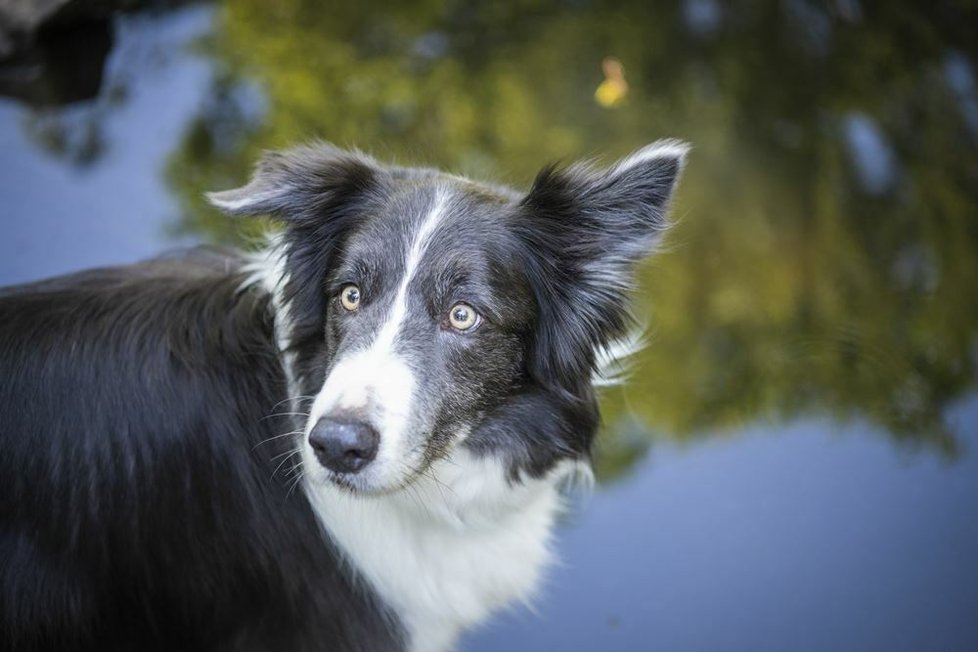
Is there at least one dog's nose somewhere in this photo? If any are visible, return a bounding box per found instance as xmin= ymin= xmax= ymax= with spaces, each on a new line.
xmin=308 ymin=417 xmax=380 ymax=474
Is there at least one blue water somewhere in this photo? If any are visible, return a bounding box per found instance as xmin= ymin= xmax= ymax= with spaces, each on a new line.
xmin=0 ymin=6 xmax=212 ymax=285
xmin=465 ymin=406 xmax=978 ymax=651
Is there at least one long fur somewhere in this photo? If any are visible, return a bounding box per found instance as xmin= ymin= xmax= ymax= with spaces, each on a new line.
xmin=0 ymin=141 xmax=687 ymax=651
xmin=0 ymin=249 xmax=401 ymax=651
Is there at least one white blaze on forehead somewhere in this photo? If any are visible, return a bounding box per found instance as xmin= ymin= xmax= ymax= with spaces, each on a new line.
xmin=371 ymin=189 xmax=451 ymax=357
xmin=306 ymin=189 xmax=452 ymax=482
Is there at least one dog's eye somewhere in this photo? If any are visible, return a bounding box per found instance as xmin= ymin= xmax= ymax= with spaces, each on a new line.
xmin=448 ymin=302 xmax=480 ymax=332
xmin=340 ymin=284 xmax=361 ymax=311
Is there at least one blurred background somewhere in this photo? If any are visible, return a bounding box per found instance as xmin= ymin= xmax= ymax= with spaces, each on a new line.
xmin=1 ymin=1 xmax=977 ymax=650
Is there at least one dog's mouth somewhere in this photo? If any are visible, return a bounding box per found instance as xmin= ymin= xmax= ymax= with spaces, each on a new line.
xmin=306 ymin=433 xmax=459 ymax=498
xmin=316 ymin=464 xmax=427 ymax=497
xmin=303 ymin=448 xmax=426 ymax=497
xmin=322 ymin=469 xmax=403 ymax=495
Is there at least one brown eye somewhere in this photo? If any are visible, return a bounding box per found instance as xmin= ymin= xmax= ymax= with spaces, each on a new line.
xmin=448 ymin=302 xmax=479 ymax=331
xmin=340 ymin=284 xmax=361 ymax=311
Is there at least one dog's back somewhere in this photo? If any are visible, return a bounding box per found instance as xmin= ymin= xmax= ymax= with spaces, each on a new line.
xmin=0 ymin=249 xmax=401 ymax=651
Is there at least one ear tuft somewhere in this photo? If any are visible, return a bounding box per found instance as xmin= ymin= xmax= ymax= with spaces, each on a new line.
xmin=591 ymin=138 xmax=690 ymax=240
xmin=205 ymin=143 xmax=382 ymax=221
xmin=611 ymin=138 xmax=690 ymax=175
xmin=205 ymin=186 xmax=282 ymax=215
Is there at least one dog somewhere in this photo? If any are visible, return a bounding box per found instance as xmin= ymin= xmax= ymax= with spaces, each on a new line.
xmin=0 ymin=140 xmax=687 ymax=651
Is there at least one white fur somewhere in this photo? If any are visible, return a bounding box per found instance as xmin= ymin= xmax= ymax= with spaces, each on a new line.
xmin=206 ymin=188 xmax=284 ymax=213
xmin=305 ymin=190 xmax=451 ymax=488
xmin=371 ymin=190 xmax=450 ymax=355
xmin=613 ymin=138 xmax=690 ymax=174
xmin=238 ymin=234 xmax=303 ymax=408
xmin=303 ymin=449 xmax=569 ymax=652
xmin=592 ymin=330 xmax=646 ymax=387
xmin=240 ymin=233 xmax=292 ymax=349
xmin=304 ymin=346 xmax=418 ymax=487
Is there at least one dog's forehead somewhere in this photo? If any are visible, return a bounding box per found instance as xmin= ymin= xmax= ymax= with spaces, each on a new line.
xmin=347 ymin=176 xmax=515 ymax=266
xmin=394 ymin=176 xmax=512 ymax=229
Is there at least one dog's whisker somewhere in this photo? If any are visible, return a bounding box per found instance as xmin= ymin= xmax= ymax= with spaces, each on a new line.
xmin=420 ymin=467 xmax=457 ymax=504
xmin=258 ymin=411 xmax=310 ymax=422
xmin=270 ymin=449 xmax=302 ymax=479
xmin=252 ymin=430 xmax=305 ymax=450
xmin=286 ymin=466 xmax=307 ymax=499
xmin=270 ymin=447 xmax=301 ymax=461
xmin=437 ymin=453 xmax=462 ymax=470
xmin=404 ymin=479 xmax=434 ymax=522
xmin=267 ymin=395 xmax=316 ymax=412
xmin=283 ymin=461 xmax=307 ymax=478
xmin=416 ymin=469 xmax=455 ymax=516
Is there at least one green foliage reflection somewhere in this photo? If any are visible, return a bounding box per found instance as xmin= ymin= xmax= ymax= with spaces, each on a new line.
xmin=166 ymin=0 xmax=978 ymax=479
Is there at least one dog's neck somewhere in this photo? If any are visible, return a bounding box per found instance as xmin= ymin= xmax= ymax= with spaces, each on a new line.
xmin=302 ymin=449 xmax=564 ymax=652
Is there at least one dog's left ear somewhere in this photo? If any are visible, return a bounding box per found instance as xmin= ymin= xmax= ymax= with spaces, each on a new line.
xmin=207 ymin=143 xmax=387 ymax=345
xmin=519 ymin=139 xmax=689 ymax=390
xmin=206 ymin=142 xmax=382 ymax=223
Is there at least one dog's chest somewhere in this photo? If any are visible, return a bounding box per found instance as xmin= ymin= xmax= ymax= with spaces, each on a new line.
xmin=303 ymin=456 xmax=561 ymax=652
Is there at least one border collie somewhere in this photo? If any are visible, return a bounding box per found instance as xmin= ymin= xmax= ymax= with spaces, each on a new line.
xmin=0 ymin=140 xmax=687 ymax=651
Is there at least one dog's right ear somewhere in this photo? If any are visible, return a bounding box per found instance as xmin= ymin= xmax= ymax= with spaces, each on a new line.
xmin=206 ymin=143 xmax=383 ymax=223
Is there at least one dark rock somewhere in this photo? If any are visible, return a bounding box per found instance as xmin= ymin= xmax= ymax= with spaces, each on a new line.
xmin=0 ymin=0 xmax=120 ymax=105
xmin=1 ymin=0 xmax=77 ymax=59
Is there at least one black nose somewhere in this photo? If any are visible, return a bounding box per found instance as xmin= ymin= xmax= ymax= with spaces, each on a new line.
xmin=308 ymin=417 xmax=380 ymax=474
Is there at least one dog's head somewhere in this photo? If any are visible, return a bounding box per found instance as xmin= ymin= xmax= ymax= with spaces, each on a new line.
xmin=209 ymin=141 xmax=686 ymax=494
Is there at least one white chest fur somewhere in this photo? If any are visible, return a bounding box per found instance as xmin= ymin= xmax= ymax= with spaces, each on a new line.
xmin=302 ymin=449 xmax=564 ymax=652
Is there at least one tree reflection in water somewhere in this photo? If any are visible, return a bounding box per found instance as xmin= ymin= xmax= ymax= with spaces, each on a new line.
xmin=162 ymin=0 xmax=978 ymax=479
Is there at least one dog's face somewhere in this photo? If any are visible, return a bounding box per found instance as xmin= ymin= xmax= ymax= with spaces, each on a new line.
xmin=209 ymin=142 xmax=686 ymax=494
xmin=302 ymin=184 xmax=534 ymax=493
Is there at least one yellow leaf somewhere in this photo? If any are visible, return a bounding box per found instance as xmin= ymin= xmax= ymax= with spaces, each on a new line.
xmin=594 ymin=56 xmax=628 ymax=107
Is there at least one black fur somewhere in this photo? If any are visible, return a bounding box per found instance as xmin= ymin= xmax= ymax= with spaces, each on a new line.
xmin=0 ymin=141 xmax=686 ymax=649
xmin=519 ymin=154 xmax=683 ymax=394
xmin=0 ymin=250 xmax=402 ymax=651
